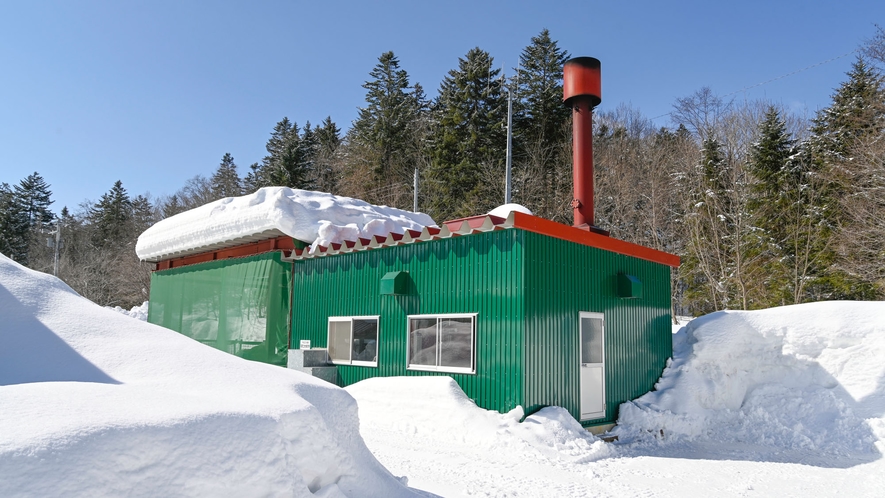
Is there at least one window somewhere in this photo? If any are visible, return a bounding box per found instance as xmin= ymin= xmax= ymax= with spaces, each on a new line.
xmin=407 ymin=314 xmax=476 ymax=373
xmin=327 ymin=316 xmax=378 ymax=367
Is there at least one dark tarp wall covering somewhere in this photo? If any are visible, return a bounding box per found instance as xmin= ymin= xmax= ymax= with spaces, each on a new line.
xmin=147 ymin=252 xmax=291 ymax=366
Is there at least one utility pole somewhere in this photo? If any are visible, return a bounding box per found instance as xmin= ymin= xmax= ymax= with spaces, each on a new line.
xmin=413 ymin=168 xmax=418 ymax=213
xmin=52 ymin=221 xmax=61 ymax=276
xmin=505 ymin=85 xmax=513 ymax=204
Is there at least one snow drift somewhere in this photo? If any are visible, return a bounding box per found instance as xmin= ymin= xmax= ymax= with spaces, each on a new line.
xmin=135 ymin=187 xmax=436 ymax=261
xmin=0 ymin=254 xmax=417 ymax=497
xmin=615 ymin=302 xmax=885 ymax=462
xmin=346 ymin=377 xmax=611 ymax=496
xmin=346 ymin=306 xmax=885 ymax=496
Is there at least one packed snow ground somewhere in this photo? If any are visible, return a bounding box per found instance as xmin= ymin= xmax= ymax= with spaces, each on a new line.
xmin=347 ymin=305 xmax=885 ymax=497
xmin=0 ymin=254 xmax=419 ymax=498
xmin=135 ymin=187 xmax=436 ymax=261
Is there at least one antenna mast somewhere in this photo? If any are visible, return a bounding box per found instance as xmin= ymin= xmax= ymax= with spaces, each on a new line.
xmin=504 ymin=65 xmax=519 ymax=205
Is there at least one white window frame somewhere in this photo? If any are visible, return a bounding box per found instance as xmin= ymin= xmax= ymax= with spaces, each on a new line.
xmin=327 ymin=315 xmax=379 ymax=367
xmin=406 ymin=313 xmax=477 ymax=374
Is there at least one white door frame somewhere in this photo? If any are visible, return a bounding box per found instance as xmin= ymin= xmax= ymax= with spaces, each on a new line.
xmin=579 ymin=311 xmax=606 ymax=420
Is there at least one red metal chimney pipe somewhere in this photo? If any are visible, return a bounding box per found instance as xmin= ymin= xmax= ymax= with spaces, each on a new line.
xmin=563 ymin=57 xmax=602 ymax=231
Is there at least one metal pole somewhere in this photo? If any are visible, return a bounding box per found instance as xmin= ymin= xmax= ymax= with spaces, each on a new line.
xmin=413 ymin=168 xmax=418 ymax=213
xmin=505 ymin=86 xmax=513 ymax=204
xmin=53 ymin=221 xmax=61 ymax=276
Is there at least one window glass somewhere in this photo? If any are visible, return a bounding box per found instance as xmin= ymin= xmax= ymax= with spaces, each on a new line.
xmin=439 ymin=318 xmax=472 ymax=368
xmin=581 ymin=317 xmax=604 ymax=364
xmin=352 ymin=319 xmax=378 ymax=363
xmin=328 ymin=320 xmax=351 ymax=362
xmin=409 ymin=318 xmax=438 ymax=366
xmin=408 ymin=315 xmax=475 ymax=372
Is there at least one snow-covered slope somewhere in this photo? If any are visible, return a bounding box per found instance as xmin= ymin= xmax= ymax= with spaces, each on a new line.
xmin=135 ymin=187 xmax=436 ymax=262
xmin=0 ymin=254 xmax=419 ymax=498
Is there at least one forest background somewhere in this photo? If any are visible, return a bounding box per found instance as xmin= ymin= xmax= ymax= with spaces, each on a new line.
xmin=3 ymin=27 xmax=885 ymax=315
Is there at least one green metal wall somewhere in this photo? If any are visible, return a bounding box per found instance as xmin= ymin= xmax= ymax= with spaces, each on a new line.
xmin=290 ymin=229 xmax=526 ymax=414
xmin=522 ymin=231 xmax=673 ymax=426
xmin=148 ymin=252 xmax=292 ymax=366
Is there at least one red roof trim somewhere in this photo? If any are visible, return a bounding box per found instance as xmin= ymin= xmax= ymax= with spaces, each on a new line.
xmin=509 ymin=212 xmax=680 ymax=267
xmin=444 ymin=214 xmax=505 ymax=231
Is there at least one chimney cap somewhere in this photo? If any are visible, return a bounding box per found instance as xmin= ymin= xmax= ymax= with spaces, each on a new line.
xmin=563 ymin=57 xmax=601 ymax=107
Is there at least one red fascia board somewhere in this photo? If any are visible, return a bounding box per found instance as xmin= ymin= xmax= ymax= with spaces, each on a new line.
xmin=156 ymin=235 xmax=297 ymax=270
xmin=511 ymin=212 xmax=681 ymax=267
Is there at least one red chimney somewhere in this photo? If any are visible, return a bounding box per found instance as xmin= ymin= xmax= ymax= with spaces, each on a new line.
xmin=563 ymin=57 xmax=602 ymax=232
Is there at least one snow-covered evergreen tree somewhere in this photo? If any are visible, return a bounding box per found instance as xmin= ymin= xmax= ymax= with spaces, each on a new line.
xmin=807 ymin=56 xmax=885 ymax=300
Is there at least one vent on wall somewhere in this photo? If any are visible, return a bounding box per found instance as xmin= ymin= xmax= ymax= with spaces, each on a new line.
xmin=616 ymin=273 xmax=642 ymax=299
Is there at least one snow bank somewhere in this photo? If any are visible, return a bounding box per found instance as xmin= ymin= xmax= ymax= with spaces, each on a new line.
xmin=346 ymin=377 xmax=610 ymax=495
xmin=106 ymin=300 xmax=149 ymax=321
xmin=135 ymin=187 xmax=436 ymax=261
xmin=615 ymin=302 xmax=885 ymax=459
xmin=0 ymin=254 xmax=416 ymax=497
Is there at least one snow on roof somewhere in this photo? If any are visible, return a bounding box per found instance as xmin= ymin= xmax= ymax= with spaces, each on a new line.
xmin=0 ymin=254 xmax=415 ymax=496
xmin=488 ymin=203 xmax=533 ymax=218
xmin=135 ymin=187 xmax=437 ymax=262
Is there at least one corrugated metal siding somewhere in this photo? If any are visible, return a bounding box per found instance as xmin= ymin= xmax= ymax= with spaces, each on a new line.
xmin=522 ymin=231 xmax=672 ymax=425
xmin=147 ymin=251 xmax=292 ymax=366
xmin=291 ymin=229 xmax=526 ymax=414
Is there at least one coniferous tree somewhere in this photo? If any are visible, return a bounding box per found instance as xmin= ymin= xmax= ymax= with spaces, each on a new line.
xmin=747 ymin=107 xmax=809 ymax=305
xmin=243 ymin=163 xmax=263 ymax=193
xmin=0 ymin=182 xmax=27 ymax=261
xmin=811 ymin=57 xmax=885 ymax=161
xmin=513 ymin=29 xmax=571 ymax=217
xmin=428 ymin=47 xmax=507 ymax=221
xmin=253 ymin=118 xmax=316 ymax=191
xmin=343 ymin=52 xmax=426 ymax=208
xmin=89 ymin=180 xmax=132 ymax=248
xmin=350 ymin=52 xmax=418 ymax=185
xmin=313 ymin=117 xmax=342 ymax=194
xmin=0 ymin=173 xmax=54 ymax=264
xmin=210 ymin=153 xmax=242 ymax=199
xmin=14 ymin=172 xmax=54 ymax=228
xmin=130 ymin=195 xmax=155 ymax=234
xmin=807 ymin=56 xmax=885 ymax=299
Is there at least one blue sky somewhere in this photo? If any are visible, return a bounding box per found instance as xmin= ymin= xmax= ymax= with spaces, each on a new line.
xmin=1 ymin=0 xmax=882 ymax=212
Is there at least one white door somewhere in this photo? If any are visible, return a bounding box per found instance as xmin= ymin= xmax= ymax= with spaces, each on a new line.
xmin=579 ymin=312 xmax=605 ymax=420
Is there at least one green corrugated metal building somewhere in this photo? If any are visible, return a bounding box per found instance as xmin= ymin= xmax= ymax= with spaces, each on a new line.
xmin=144 ymin=210 xmax=679 ymax=428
